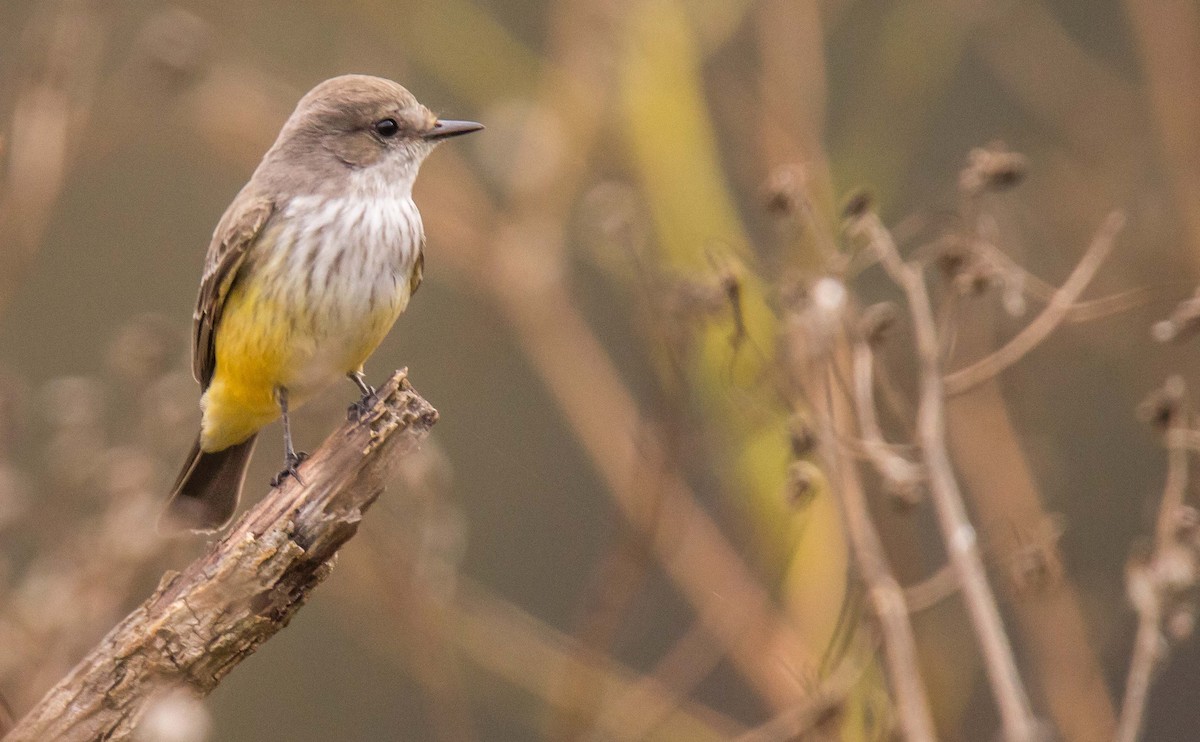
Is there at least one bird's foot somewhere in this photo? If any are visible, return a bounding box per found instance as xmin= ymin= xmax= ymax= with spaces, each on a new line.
xmin=347 ymin=390 xmax=378 ymax=422
xmin=270 ymin=451 xmax=309 ymax=487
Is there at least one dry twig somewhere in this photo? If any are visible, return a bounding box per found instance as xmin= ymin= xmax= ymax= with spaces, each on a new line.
xmin=1116 ymin=378 xmax=1199 ymax=742
xmin=903 ymin=565 xmax=960 ymax=614
xmin=733 ymin=652 xmax=863 ymax=742
xmin=818 ymin=355 xmax=937 ymax=742
xmin=852 ymin=338 xmax=923 ymax=505
xmin=848 ymin=210 xmax=1040 ymax=742
xmin=944 ymin=211 xmax=1125 ymax=396
xmin=784 ymin=297 xmax=936 ymax=742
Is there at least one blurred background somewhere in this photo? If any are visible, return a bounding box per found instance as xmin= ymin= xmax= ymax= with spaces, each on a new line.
xmin=1 ymin=0 xmax=1199 ymax=740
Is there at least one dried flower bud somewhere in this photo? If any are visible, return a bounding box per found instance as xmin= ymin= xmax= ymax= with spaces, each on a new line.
xmin=952 ymin=260 xmax=1000 ymax=297
xmin=786 ymin=461 xmax=821 ymax=509
xmin=932 ymin=234 xmax=971 ymax=279
xmin=1138 ymin=376 xmax=1186 ymax=432
xmin=841 ymin=189 xmax=873 ymax=220
xmin=959 ymin=142 xmax=1028 ymax=196
xmin=788 ymin=416 xmax=817 ymax=458
xmin=763 ymin=163 xmax=808 ymax=216
xmin=1152 ymin=287 xmax=1200 ymax=344
xmin=882 ymin=460 xmax=924 ymax=510
xmin=1008 ymin=540 xmax=1064 ymax=595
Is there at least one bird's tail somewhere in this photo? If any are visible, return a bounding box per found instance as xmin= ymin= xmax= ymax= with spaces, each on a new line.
xmin=161 ymin=433 xmax=258 ymax=532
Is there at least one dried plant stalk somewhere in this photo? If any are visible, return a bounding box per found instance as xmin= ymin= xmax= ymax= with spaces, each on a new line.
xmin=4 ymin=370 xmax=437 ymax=742
xmin=1116 ymin=379 xmax=1195 ymax=742
xmin=834 ymin=346 xmax=937 ymax=741
xmin=848 ymin=212 xmax=1039 ymax=741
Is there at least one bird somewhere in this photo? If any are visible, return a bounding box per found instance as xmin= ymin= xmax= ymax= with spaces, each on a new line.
xmin=163 ymin=74 xmax=482 ymax=531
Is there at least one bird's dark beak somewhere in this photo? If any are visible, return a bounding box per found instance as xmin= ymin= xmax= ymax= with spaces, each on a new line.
xmin=423 ymin=119 xmax=484 ymax=141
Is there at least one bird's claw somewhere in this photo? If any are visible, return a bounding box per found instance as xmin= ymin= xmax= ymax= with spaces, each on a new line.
xmin=271 ymin=451 xmax=309 ymax=487
xmin=347 ymin=392 xmax=378 ymax=422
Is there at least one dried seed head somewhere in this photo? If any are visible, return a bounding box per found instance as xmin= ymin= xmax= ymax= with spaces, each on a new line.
xmin=763 ymin=163 xmax=808 ymax=216
xmin=841 ymin=189 xmax=873 ymax=221
xmin=952 ymin=260 xmax=1001 ymax=297
xmin=1007 ymin=538 xmax=1064 ymax=595
xmin=1152 ymin=288 xmax=1200 ymax=344
xmin=786 ymin=461 xmax=821 ymax=509
xmin=788 ymin=416 xmax=817 ymax=458
xmin=882 ymin=463 xmax=924 ymax=510
xmin=1138 ymin=376 xmax=1186 ymax=432
xmin=959 ymin=142 xmax=1028 ymax=196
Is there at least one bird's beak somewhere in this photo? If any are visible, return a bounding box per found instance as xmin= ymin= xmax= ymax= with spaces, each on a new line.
xmin=423 ymin=119 xmax=484 ymax=141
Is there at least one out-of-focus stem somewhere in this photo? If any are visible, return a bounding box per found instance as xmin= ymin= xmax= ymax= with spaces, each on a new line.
xmin=851 ymin=212 xmax=1039 ymax=742
xmin=1115 ymin=400 xmax=1191 ymax=742
xmin=822 ymin=344 xmax=936 ymax=742
xmin=0 ymin=1 xmax=110 ymax=317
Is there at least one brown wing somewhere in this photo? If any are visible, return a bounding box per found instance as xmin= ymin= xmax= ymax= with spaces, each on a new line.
xmin=192 ymin=196 xmax=275 ymax=388
xmin=408 ymin=239 xmax=425 ymax=298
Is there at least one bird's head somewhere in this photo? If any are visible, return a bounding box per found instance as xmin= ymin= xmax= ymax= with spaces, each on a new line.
xmin=264 ymin=74 xmax=482 ymax=195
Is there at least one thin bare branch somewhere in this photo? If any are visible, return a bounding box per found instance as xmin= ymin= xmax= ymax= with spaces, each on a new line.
xmin=806 ymin=342 xmax=936 ymax=742
xmin=595 ymin=621 xmax=726 ymax=740
xmin=1116 ymin=380 xmax=1196 ymax=742
xmin=452 ymin=584 xmax=744 ymax=741
xmin=339 ymin=529 xmax=743 ymax=741
xmin=849 ymin=210 xmax=1040 ymax=741
xmin=904 ymin=565 xmax=960 ymax=614
xmin=853 ymin=341 xmax=923 ymax=505
xmin=734 ymin=653 xmax=863 ymax=742
xmin=943 ymin=211 xmax=1125 ymax=396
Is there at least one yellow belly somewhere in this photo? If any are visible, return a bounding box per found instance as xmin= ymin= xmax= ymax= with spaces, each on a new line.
xmin=199 ymin=270 xmax=406 ymax=452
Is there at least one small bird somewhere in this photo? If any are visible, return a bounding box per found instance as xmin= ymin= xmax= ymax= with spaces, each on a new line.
xmin=164 ymin=75 xmax=481 ymax=530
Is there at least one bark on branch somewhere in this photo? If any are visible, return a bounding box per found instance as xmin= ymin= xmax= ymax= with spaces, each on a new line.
xmin=4 ymin=369 xmax=438 ymax=742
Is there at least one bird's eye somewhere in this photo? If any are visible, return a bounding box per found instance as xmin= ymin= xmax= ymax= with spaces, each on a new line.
xmin=374 ymin=118 xmax=400 ymax=138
